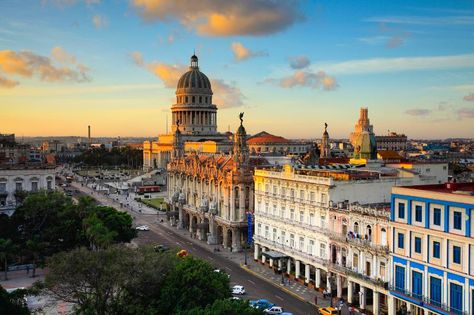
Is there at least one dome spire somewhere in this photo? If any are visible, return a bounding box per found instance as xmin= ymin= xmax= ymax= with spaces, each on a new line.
xmin=190 ymin=52 xmax=198 ymax=69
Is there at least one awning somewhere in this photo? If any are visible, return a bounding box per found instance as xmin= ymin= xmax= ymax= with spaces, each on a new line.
xmin=262 ymin=250 xmax=289 ymax=260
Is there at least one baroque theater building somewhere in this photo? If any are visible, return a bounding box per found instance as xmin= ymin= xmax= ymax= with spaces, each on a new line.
xmin=164 ymin=55 xmax=255 ymax=252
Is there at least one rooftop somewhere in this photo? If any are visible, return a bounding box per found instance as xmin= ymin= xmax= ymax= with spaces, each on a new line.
xmin=247 ymin=131 xmax=290 ymax=144
xmin=403 ymin=182 xmax=474 ymax=195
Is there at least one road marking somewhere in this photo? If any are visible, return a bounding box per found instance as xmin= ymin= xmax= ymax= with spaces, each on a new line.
xmin=207 ymin=256 xmax=214 ymax=261
xmin=247 ymin=279 xmax=255 ymax=285
xmin=225 ymin=266 xmax=231 ymax=271
xmin=275 ymin=295 xmax=284 ymax=301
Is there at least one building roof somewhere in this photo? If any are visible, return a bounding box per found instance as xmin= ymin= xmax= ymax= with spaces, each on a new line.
xmin=402 ymin=182 xmax=474 ymax=195
xmin=247 ymin=131 xmax=290 ymax=144
xmin=176 ymin=55 xmax=212 ymax=92
xmin=377 ymin=150 xmax=403 ymax=160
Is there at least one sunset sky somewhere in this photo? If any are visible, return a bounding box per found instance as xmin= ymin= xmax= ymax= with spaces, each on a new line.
xmin=1 ymin=0 xmax=473 ymax=139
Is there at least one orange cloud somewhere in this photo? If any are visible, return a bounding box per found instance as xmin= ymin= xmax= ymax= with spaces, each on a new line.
xmin=0 ymin=47 xmax=90 ymax=88
xmin=268 ymin=70 xmax=338 ymax=91
xmin=131 ymin=0 xmax=302 ymax=36
xmin=231 ymin=42 xmax=267 ymax=62
xmin=0 ymin=74 xmax=18 ymax=88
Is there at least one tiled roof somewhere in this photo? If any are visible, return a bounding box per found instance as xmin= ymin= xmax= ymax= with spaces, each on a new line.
xmin=247 ymin=131 xmax=289 ymax=144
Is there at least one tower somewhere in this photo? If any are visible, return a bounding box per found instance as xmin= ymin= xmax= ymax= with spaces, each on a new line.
xmin=350 ymin=107 xmax=377 ymax=160
xmin=233 ymin=112 xmax=249 ymax=170
xmin=171 ymin=120 xmax=184 ymax=160
xmin=171 ymin=54 xmax=217 ymax=135
xmin=320 ymin=123 xmax=331 ymax=158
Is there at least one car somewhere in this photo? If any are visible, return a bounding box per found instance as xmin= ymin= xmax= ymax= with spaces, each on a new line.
xmin=154 ymin=244 xmax=170 ymax=253
xmin=250 ymin=299 xmax=274 ymax=310
xmin=318 ymin=307 xmax=338 ymax=315
xmin=177 ymin=249 xmax=188 ymax=257
xmin=231 ymin=285 xmax=245 ymax=295
xmin=264 ymin=306 xmax=283 ymax=314
xmin=214 ymin=269 xmax=231 ymax=278
xmin=135 ymin=225 xmax=150 ymax=231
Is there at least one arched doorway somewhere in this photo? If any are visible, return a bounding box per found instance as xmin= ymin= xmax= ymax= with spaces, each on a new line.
xmin=226 ymin=229 xmax=233 ymax=249
xmin=216 ymin=225 xmax=224 ymax=245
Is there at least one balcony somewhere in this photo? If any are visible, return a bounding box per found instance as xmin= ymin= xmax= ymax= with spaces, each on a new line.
xmin=254 ymin=235 xmax=328 ymax=267
xmin=327 ymin=231 xmax=389 ymax=255
xmin=255 ymin=211 xmax=327 ymax=234
xmin=389 ymin=285 xmax=467 ymax=315
xmin=329 ymin=263 xmax=388 ymax=289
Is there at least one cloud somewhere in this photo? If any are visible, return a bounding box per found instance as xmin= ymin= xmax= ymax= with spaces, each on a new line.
xmin=231 ymin=42 xmax=267 ymax=62
xmin=131 ymin=0 xmax=302 ymax=36
xmin=463 ymin=93 xmax=474 ymax=102
xmin=0 ymin=48 xmax=90 ymax=87
xmin=0 ymin=74 xmax=18 ymax=88
xmin=365 ymin=15 xmax=474 ymax=26
xmin=267 ymin=70 xmax=338 ymax=91
xmin=289 ymin=55 xmax=310 ymax=69
xmin=42 ymin=0 xmax=100 ymax=7
xmin=405 ymin=109 xmax=432 ymax=116
xmin=316 ymin=53 xmax=474 ymax=75
xmin=357 ymin=35 xmax=390 ymax=45
xmin=457 ymin=108 xmax=474 ymax=119
xmin=129 ymin=52 xmax=244 ymax=107
xmin=92 ymin=14 xmax=109 ymax=29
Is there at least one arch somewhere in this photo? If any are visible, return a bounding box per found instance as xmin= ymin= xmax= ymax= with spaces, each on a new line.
xmin=381 ymin=228 xmax=387 ymax=246
xmin=353 ymin=222 xmax=359 ymax=234
xmin=226 ymin=228 xmax=233 ymax=249
xmin=366 ymin=225 xmax=372 ymax=239
xmin=216 ymin=225 xmax=224 ymax=245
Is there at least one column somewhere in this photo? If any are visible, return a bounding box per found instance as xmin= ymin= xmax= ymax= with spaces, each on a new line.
xmin=326 ymin=273 xmax=332 ymax=291
xmin=315 ymin=268 xmax=321 ymax=288
xmin=373 ymin=291 xmax=380 ymax=315
xmin=177 ymin=206 xmax=184 ymax=229
xmin=295 ymin=260 xmax=301 ymax=279
xmin=269 ymin=258 xmax=274 ymax=267
xmin=278 ymin=259 xmax=283 ymax=271
xmin=387 ymin=295 xmax=396 ymax=315
xmin=359 ymin=286 xmax=366 ymax=310
xmin=287 ymin=258 xmax=292 ymax=274
xmin=347 ymin=280 xmax=353 ymax=304
xmin=372 ymin=255 xmax=377 ymax=278
xmin=231 ymin=228 xmax=242 ymax=252
xmin=207 ymin=219 xmax=217 ymax=245
xmin=223 ymin=228 xmax=229 ymax=249
xmin=254 ymin=244 xmax=260 ymax=260
xmin=336 ymin=274 xmax=342 ymax=298
xmin=188 ymin=216 xmax=194 ymax=233
xmin=305 ymin=264 xmax=310 ymax=283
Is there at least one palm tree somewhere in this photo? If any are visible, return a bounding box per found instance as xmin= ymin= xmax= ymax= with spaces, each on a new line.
xmin=26 ymin=236 xmax=46 ymax=278
xmin=0 ymin=238 xmax=15 ymax=280
xmin=83 ymin=214 xmax=117 ymax=251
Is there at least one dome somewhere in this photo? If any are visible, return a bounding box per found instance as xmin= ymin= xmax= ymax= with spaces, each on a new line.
xmin=176 ymin=55 xmax=212 ymax=92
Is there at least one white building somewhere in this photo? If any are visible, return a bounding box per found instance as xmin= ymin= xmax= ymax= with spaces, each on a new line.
xmin=253 ymin=163 xmax=448 ymax=314
xmin=0 ymin=165 xmax=57 ymax=215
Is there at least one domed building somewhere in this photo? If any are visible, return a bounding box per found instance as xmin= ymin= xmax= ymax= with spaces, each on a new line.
xmin=143 ymin=55 xmax=231 ymax=170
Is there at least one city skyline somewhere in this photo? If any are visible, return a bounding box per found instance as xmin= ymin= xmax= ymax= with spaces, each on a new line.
xmin=1 ymin=0 xmax=474 ymax=139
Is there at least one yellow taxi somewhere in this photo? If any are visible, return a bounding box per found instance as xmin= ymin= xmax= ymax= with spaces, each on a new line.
xmin=318 ymin=306 xmax=338 ymax=315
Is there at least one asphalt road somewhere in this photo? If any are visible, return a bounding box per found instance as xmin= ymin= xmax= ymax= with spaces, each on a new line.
xmin=71 ymin=182 xmax=317 ymax=315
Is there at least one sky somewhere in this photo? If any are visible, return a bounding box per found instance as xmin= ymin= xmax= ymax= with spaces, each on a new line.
xmin=0 ymin=0 xmax=474 ymax=139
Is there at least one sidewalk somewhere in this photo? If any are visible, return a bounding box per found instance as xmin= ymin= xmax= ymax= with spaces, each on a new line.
xmin=0 ymin=268 xmax=46 ymax=289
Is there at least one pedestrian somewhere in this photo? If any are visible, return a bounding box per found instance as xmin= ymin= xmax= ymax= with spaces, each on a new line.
xmin=348 ymin=305 xmax=354 ymax=315
xmin=26 ymin=265 xmax=30 ymax=275
xmin=314 ymin=296 xmax=317 ymax=306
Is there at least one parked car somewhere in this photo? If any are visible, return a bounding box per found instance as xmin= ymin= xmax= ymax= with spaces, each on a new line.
xmin=264 ymin=306 xmax=283 ymax=314
xmin=153 ymin=244 xmax=170 ymax=253
xmin=135 ymin=225 xmax=150 ymax=231
xmin=318 ymin=307 xmax=338 ymax=315
xmin=250 ymin=299 xmax=274 ymax=310
xmin=231 ymin=285 xmax=245 ymax=295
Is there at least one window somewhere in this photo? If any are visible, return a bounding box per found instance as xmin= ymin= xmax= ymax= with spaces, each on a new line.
xmin=414 ymin=237 xmax=422 ymax=254
xmin=309 ymin=213 xmax=315 ymax=226
xmin=300 ymin=190 xmax=305 ymax=200
xmin=453 ymin=211 xmax=462 ymax=230
xmin=415 ymin=205 xmax=423 ymax=222
xmin=281 ymin=231 xmax=286 ymax=244
xmin=354 ymin=222 xmax=359 ymax=234
xmin=31 ymin=182 xmax=38 ymax=192
xmin=412 ymin=271 xmax=423 ymax=299
xmin=321 ymin=193 xmax=327 ymax=204
xmin=47 ymin=180 xmax=52 ymax=190
xmin=0 ymin=183 xmax=6 ymax=193
xmin=15 ymin=182 xmax=22 ymax=191
xmin=310 ymin=192 xmax=315 ymax=201
xmin=290 ymin=209 xmax=295 ymax=221
xmin=379 ymin=262 xmax=386 ymax=279
xmin=273 ymin=185 xmax=277 ymax=194
xmin=280 ymin=206 xmax=286 ymax=218
xmin=353 ymin=253 xmax=359 ymax=269
xmin=265 ymin=226 xmax=269 ymax=239
xmin=299 ymin=211 xmax=304 ymax=222
xmin=290 ymin=189 xmax=295 ymax=198
xmin=320 ymin=243 xmax=326 ymax=258
xmin=265 ymin=203 xmax=269 ymax=214
xmin=430 ymin=277 xmax=442 ymax=307
xmin=272 ymin=228 xmax=277 ymax=241
xmin=398 ymin=203 xmax=405 ymax=219
xmin=433 ymin=208 xmax=441 ymax=226
xmin=273 ymin=205 xmax=277 ymax=216
xmin=307 ymin=240 xmax=314 ymax=255
xmin=192 ymin=96 xmax=195 ymax=103
xmin=281 ymin=187 xmax=286 ymax=196
xmin=299 ymin=237 xmax=304 ymax=250
xmin=433 ymin=241 xmax=441 ymax=258
xmin=257 ymin=224 xmax=261 ymax=236
xmin=290 ymin=234 xmax=295 ymax=247
xmin=265 ymin=184 xmax=269 ymax=193
xmin=395 ymin=266 xmax=405 ymax=290
xmin=450 ymin=283 xmax=463 ymax=314
xmin=453 ymin=246 xmax=461 ymax=264
xmin=398 ymin=233 xmax=405 ymax=249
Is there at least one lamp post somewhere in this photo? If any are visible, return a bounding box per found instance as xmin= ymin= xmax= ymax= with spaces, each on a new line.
xmin=244 ymin=244 xmax=248 ymax=266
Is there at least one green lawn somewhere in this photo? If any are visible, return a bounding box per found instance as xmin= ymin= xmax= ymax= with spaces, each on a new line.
xmin=142 ymin=197 xmax=164 ymax=209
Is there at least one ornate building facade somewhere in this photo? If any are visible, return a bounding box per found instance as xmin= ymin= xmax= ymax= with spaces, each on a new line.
xmin=166 ymin=115 xmax=253 ymax=252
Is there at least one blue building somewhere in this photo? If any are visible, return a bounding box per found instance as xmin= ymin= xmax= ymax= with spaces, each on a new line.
xmin=389 ymin=183 xmax=474 ymax=315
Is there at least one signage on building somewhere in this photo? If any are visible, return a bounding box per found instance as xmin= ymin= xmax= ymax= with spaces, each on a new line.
xmin=247 ymin=211 xmax=253 ymax=245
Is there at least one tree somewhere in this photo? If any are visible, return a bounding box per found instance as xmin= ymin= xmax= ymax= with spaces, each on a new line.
xmin=82 ymin=214 xmax=117 ymax=250
xmin=89 ymin=206 xmax=136 ymax=244
xmin=0 ymin=285 xmax=30 ymax=315
xmin=25 ymin=236 xmax=47 ymax=278
xmin=0 ymin=239 xmax=15 ymax=280
xmin=177 ymin=299 xmax=264 ymax=315
xmin=157 ymin=256 xmax=231 ymax=314
xmin=41 ymin=246 xmax=173 ymax=315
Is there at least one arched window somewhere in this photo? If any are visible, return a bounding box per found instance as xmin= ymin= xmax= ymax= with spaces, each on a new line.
xmin=192 ymin=96 xmax=195 ymax=103
xmin=199 ymin=96 xmax=202 ymax=103
xmin=354 ymin=222 xmax=359 ymax=234
xmin=185 ymin=96 xmax=188 ymax=103
xmin=381 ymin=228 xmax=387 ymax=246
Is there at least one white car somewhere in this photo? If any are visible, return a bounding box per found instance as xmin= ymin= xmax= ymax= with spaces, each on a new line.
xmin=264 ymin=306 xmax=283 ymax=314
xmin=231 ymin=285 xmax=245 ymax=295
xmin=135 ymin=225 xmax=149 ymax=231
